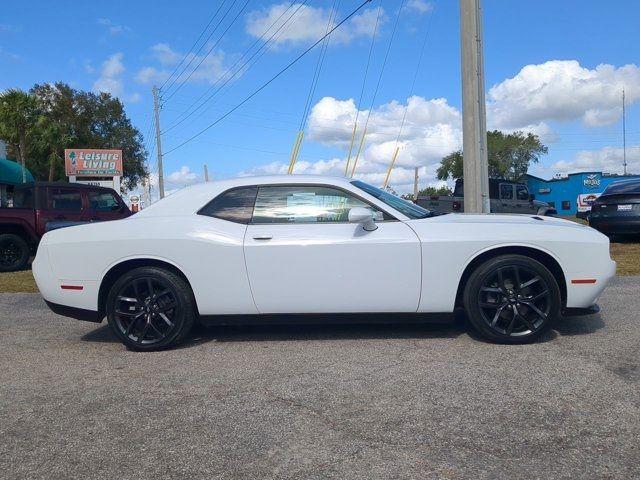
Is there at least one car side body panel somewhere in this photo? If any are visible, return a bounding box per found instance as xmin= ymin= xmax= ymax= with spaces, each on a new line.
xmin=407 ymin=214 xmax=615 ymax=312
xmin=35 ymin=215 xmax=257 ymax=315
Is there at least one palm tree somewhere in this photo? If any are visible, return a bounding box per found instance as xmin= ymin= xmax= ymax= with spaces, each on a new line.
xmin=0 ymin=89 xmax=40 ymax=182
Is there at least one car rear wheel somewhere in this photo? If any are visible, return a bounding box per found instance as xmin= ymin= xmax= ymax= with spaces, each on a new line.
xmin=463 ymin=255 xmax=561 ymax=344
xmin=106 ymin=267 xmax=196 ymax=351
xmin=0 ymin=234 xmax=30 ymax=272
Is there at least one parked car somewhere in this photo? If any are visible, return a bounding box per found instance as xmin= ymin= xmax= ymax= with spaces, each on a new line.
xmin=0 ymin=182 xmax=131 ymax=272
xmin=589 ymin=178 xmax=640 ymax=236
xmin=576 ymin=193 xmax=601 ymax=220
xmin=33 ymin=175 xmax=615 ymax=351
xmin=416 ymin=178 xmax=557 ymax=216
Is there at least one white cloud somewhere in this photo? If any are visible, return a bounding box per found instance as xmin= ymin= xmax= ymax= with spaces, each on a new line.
xmin=241 ymin=95 xmax=462 ymax=193
xmin=166 ymin=166 xmax=201 ymax=186
xmin=245 ymin=4 xmax=385 ymax=47
xmin=135 ymin=43 xmax=233 ymax=86
xmin=98 ymin=18 xmax=130 ymax=35
xmin=550 ymin=146 xmax=640 ymax=175
xmin=93 ymin=53 xmax=125 ymax=96
xmin=406 ymin=0 xmax=433 ymax=14
xmin=488 ymin=60 xmax=640 ymax=129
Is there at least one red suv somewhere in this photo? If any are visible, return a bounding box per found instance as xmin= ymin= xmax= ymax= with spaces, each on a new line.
xmin=0 ymin=182 xmax=131 ymax=272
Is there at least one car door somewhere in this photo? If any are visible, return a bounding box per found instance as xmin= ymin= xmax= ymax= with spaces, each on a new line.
xmin=85 ymin=189 xmax=128 ymax=222
xmin=515 ymin=184 xmax=535 ymax=213
xmin=243 ymin=184 xmax=422 ymax=314
xmin=46 ymin=187 xmax=86 ymax=228
xmin=498 ymin=183 xmax=518 ymax=213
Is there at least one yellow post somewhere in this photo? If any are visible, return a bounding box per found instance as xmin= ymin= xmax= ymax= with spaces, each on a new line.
xmin=350 ymin=125 xmax=368 ymax=177
xmin=382 ymin=146 xmax=400 ymax=188
xmin=344 ymin=122 xmax=359 ymax=176
xmin=287 ymin=130 xmax=304 ymax=174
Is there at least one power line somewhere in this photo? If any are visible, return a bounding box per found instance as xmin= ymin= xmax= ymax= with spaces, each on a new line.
xmin=164 ymin=0 xmax=374 ymax=156
xmin=345 ymin=0 xmax=383 ymax=175
xmin=162 ymin=1 xmax=308 ymax=134
xmin=161 ymin=0 xmax=236 ymax=97
xmin=384 ymin=5 xmax=435 ymax=188
xmin=350 ymin=0 xmax=406 ymax=177
xmin=162 ymin=0 xmax=251 ymax=104
xmin=159 ymin=0 xmax=230 ymax=91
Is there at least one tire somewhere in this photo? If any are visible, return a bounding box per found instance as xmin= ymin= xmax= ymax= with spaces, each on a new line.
xmin=106 ymin=266 xmax=196 ymax=351
xmin=463 ymin=254 xmax=561 ymax=344
xmin=0 ymin=234 xmax=30 ymax=272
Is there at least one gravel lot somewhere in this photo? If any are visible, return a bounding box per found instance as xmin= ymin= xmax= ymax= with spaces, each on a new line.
xmin=1 ymin=278 xmax=639 ymax=480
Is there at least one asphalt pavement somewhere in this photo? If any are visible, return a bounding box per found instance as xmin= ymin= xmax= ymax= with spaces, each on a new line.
xmin=1 ymin=277 xmax=639 ymax=480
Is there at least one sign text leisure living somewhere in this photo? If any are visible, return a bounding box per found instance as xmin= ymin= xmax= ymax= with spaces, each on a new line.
xmin=64 ymin=149 xmax=123 ymax=177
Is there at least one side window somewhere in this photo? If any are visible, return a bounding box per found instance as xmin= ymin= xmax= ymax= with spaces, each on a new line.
xmin=499 ymin=184 xmax=514 ymax=200
xmin=88 ymin=191 xmax=120 ymax=211
xmin=198 ymin=187 xmax=258 ymax=224
xmin=51 ymin=189 xmax=82 ymax=211
xmin=252 ymin=185 xmax=384 ymax=224
xmin=516 ymin=185 xmax=529 ymax=201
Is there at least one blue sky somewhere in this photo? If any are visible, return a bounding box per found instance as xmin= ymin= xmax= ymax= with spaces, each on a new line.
xmin=1 ymin=0 xmax=639 ymax=195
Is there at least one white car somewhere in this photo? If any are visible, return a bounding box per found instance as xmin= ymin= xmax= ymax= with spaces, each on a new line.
xmin=33 ymin=175 xmax=616 ymax=350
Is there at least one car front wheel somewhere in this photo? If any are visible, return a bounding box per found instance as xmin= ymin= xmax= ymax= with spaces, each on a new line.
xmin=106 ymin=266 xmax=196 ymax=351
xmin=463 ymin=254 xmax=561 ymax=344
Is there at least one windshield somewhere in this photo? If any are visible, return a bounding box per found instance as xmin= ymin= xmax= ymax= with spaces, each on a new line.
xmin=351 ymin=180 xmax=431 ymax=219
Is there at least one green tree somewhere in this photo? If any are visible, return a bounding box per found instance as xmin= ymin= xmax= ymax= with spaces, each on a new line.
xmin=0 ymin=83 xmax=148 ymax=190
xmin=436 ymin=130 xmax=548 ymax=182
xmin=0 ymin=89 xmax=40 ymax=182
xmin=401 ymin=185 xmax=453 ymax=200
xmin=29 ymin=83 xmax=148 ymax=190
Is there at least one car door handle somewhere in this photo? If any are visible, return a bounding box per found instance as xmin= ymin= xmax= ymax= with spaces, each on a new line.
xmin=252 ymin=235 xmax=273 ymax=240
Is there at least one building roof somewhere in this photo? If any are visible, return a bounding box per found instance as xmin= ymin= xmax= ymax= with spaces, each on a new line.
xmin=0 ymin=158 xmax=35 ymax=185
xmin=526 ymin=171 xmax=640 ymax=183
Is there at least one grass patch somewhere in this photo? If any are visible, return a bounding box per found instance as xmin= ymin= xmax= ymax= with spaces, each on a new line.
xmin=0 ymin=269 xmax=39 ymax=293
xmin=610 ymin=242 xmax=640 ymax=276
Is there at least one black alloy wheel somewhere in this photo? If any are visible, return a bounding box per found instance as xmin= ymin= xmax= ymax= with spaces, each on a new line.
xmin=0 ymin=234 xmax=30 ymax=272
xmin=464 ymin=255 xmax=561 ymax=344
xmin=106 ymin=267 xmax=196 ymax=350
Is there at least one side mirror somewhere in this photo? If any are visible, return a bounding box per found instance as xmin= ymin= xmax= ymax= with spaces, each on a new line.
xmin=348 ymin=207 xmax=378 ymax=231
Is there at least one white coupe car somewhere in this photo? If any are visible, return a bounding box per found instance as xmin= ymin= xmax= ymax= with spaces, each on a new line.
xmin=33 ymin=175 xmax=616 ymax=350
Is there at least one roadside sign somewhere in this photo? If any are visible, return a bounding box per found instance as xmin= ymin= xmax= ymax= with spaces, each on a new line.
xmin=64 ymin=149 xmax=123 ymax=176
xmin=577 ymin=193 xmax=601 ymax=213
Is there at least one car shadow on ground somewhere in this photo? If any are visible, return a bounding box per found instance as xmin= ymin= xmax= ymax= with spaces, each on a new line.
xmin=81 ymin=311 xmax=605 ymax=349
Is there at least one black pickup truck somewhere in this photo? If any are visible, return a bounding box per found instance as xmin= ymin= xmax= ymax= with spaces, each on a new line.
xmin=416 ymin=178 xmax=557 ymax=216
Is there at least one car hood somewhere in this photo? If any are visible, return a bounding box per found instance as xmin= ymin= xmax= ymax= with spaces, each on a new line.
xmin=414 ymin=213 xmax=590 ymax=230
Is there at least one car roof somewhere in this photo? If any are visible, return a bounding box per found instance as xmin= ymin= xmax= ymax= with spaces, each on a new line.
xmin=135 ymin=175 xmax=357 ymax=217
xmin=602 ymin=178 xmax=640 ymax=196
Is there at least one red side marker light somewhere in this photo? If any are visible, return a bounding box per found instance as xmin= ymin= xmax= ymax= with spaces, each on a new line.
xmin=61 ymin=285 xmax=84 ymax=290
xmin=571 ymin=279 xmax=597 ymax=285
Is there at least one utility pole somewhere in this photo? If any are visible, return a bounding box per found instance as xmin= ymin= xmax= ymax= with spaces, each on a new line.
xmin=413 ymin=167 xmax=419 ymax=201
xmin=203 ymin=164 xmax=209 ymax=182
xmin=460 ymin=0 xmax=489 ymax=213
xmin=623 ymin=89 xmax=627 ymax=175
xmin=152 ymin=85 xmax=165 ymax=199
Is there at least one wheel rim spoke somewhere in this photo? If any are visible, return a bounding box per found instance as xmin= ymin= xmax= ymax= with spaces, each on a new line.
xmin=491 ymin=305 xmax=506 ymax=327
xmin=513 ymin=266 xmax=522 ymax=290
xmin=521 ymin=301 xmax=548 ymax=320
xmin=521 ymin=276 xmax=541 ymax=289
xmin=158 ymin=312 xmax=174 ymax=327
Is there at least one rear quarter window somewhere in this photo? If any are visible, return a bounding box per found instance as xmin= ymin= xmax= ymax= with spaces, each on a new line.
xmin=198 ymin=187 xmax=258 ymax=224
